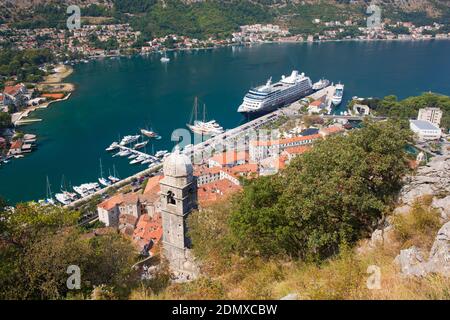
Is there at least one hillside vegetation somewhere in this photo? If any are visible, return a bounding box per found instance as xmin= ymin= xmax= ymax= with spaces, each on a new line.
xmin=1 ymin=0 xmax=449 ymax=38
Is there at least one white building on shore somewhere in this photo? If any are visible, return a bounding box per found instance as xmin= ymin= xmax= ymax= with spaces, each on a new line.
xmin=409 ymin=120 xmax=442 ymax=140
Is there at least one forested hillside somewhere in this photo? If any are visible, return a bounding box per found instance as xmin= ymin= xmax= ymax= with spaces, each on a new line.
xmin=0 ymin=0 xmax=449 ymax=38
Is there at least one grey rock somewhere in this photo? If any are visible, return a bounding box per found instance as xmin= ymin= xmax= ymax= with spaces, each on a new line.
xmin=370 ymin=225 xmax=394 ymax=248
xmin=431 ymin=196 xmax=450 ymax=221
xmin=425 ymin=222 xmax=450 ymax=276
xmin=395 ymin=246 xmax=427 ymax=277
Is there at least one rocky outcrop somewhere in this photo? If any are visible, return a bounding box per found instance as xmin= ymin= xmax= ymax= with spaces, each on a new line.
xmin=395 ymin=222 xmax=450 ymax=277
xmin=395 ymin=246 xmax=427 ymax=277
xmin=369 ymin=139 xmax=450 ymax=277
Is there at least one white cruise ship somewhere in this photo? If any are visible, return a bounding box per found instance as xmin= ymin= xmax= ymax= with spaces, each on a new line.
xmin=238 ymin=70 xmax=313 ymax=114
xmin=331 ymin=83 xmax=345 ymax=106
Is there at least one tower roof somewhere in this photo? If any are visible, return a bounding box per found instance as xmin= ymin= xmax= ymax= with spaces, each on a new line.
xmin=163 ymin=146 xmax=193 ymax=177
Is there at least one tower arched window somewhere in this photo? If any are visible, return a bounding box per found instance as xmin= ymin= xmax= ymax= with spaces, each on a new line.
xmin=167 ymin=191 xmax=176 ymax=205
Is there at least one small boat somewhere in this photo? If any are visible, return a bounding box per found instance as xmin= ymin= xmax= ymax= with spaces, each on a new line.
xmin=128 ymin=153 xmax=138 ymax=159
xmin=118 ymin=150 xmax=131 ymax=157
xmin=141 ymin=129 xmax=161 ymax=139
xmin=130 ymin=156 xmax=147 ymax=165
xmin=155 ymin=150 xmax=169 ymax=158
xmin=160 ymin=51 xmax=170 ymax=63
xmin=141 ymin=158 xmax=153 ymax=165
xmin=106 ymin=142 xmax=119 ymax=151
xmin=134 ymin=141 xmax=148 ymax=149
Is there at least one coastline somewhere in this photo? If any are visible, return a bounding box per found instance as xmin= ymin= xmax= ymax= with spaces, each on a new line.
xmin=15 ymin=65 xmax=75 ymax=125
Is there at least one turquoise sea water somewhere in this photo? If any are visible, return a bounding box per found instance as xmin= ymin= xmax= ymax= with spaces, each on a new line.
xmin=1 ymin=41 xmax=450 ymax=204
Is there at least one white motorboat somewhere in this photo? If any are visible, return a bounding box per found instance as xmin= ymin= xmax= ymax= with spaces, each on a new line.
xmin=120 ymin=135 xmax=140 ymax=146
xmin=134 ymin=141 xmax=148 ymax=149
xmin=106 ymin=142 xmax=119 ymax=151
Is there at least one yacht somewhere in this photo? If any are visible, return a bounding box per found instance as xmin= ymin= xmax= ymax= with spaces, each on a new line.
xmin=141 ymin=129 xmax=161 ymax=139
xmin=98 ymin=159 xmax=111 ymax=187
xmin=120 ymin=135 xmax=140 ymax=146
xmin=312 ymin=78 xmax=330 ymax=91
xmin=238 ymin=70 xmax=313 ymax=114
xmin=108 ymin=165 xmax=120 ymax=183
xmin=187 ymin=98 xmax=224 ymax=136
xmin=332 ymin=83 xmax=345 ymax=106
xmin=73 ymin=183 xmax=100 ymax=197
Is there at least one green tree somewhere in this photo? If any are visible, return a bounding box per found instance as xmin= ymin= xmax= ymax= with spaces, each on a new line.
xmin=0 ymin=203 xmax=138 ymax=299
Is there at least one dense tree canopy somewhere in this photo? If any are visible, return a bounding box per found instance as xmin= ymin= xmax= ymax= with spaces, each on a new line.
xmin=0 ymin=48 xmax=54 ymax=82
xmin=0 ymin=203 xmax=138 ymax=299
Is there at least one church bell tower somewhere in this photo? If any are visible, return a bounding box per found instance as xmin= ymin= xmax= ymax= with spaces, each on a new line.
xmin=160 ymin=147 xmax=198 ymax=279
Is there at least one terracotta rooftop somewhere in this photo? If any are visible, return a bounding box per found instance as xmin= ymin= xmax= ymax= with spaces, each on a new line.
xmin=194 ymin=165 xmax=222 ymax=177
xmin=143 ymin=175 xmax=163 ymax=195
xmin=320 ymin=126 xmax=344 ymax=135
xmin=284 ymin=145 xmax=311 ymax=155
xmin=4 ymin=84 xmax=25 ymax=96
xmin=198 ymin=179 xmax=242 ymax=207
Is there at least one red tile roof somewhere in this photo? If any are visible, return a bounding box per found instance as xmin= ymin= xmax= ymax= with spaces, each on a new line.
xmin=198 ymin=179 xmax=242 ymax=207
xmin=143 ymin=175 xmax=163 ymax=195
xmin=284 ymin=145 xmax=311 ymax=155
xmin=4 ymin=84 xmax=25 ymax=96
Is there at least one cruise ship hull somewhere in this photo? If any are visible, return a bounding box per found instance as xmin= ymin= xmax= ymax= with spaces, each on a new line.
xmin=238 ymin=88 xmax=313 ymax=115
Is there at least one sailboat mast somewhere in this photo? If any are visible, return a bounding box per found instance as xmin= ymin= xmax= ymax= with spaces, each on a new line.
xmin=99 ymin=158 xmax=104 ymax=179
xmin=46 ymin=176 xmax=52 ymax=199
xmin=203 ymin=104 xmax=206 ymax=123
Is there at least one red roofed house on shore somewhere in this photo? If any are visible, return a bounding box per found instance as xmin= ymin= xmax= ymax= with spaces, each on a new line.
xmin=249 ymin=133 xmax=321 ymax=161
xmin=3 ymin=83 xmax=27 ymax=107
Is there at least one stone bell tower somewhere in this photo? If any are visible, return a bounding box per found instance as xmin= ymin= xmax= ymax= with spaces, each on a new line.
xmin=160 ymin=147 xmax=199 ymax=279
